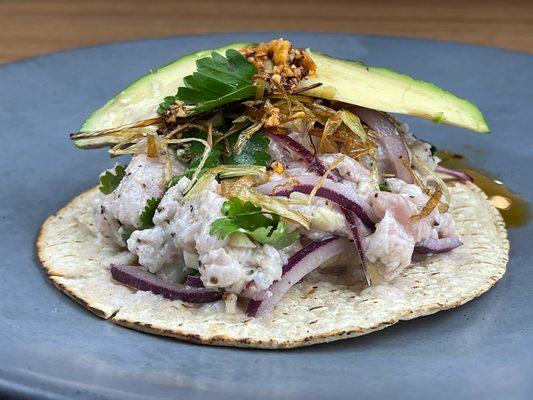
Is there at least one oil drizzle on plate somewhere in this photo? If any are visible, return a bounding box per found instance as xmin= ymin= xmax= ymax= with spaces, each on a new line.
xmin=438 ymin=150 xmax=530 ymax=228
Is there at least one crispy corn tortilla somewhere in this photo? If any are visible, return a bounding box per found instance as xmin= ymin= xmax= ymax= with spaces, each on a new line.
xmin=37 ymin=182 xmax=509 ymax=349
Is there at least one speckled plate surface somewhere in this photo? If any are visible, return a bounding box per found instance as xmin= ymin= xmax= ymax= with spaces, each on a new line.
xmin=0 ymin=33 xmax=531 ymax=399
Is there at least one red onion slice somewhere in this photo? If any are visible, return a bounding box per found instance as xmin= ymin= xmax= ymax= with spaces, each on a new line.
xmin=414 ymin=236 xmax=463 ymax=254
xmin=265 ymin=131 xmax=338 ymax=181
xmin=110 ymin=264 xmax=222 ymax=303
xmin=291 ymin=184 xmax=375 ymax=231
xmin=185 ymin=275 xmax=205 ymax=288
xmin=342 ymin=210 xmax=370 ymax=285
xmin=268 ymin=177 xmax=376 ymax=230
xmin=348 ymin=105 xmax=412 ymax=183
xmin=436 ymin=165 xmax=473 ymax=182
xmin=246 ymin=237 xmax=347 ymax=317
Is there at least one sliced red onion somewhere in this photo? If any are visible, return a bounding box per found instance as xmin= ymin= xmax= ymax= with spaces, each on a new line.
xmin=241 ymin=283 xmax=272 ymax=301
xmin=265 ymin=131 xmax=338 ymax=181
xmin=265 ymin=174 xmax=376 ymax=230
xmin=110 ymin=264 xmax=221 ymax=303
xmin=414 ymin=236 xmax=463 ymax=254
xmin=185 ymin=275 xmax=205 ymax=288
xmin=246 ymin=237 xmax=347 ymax=317
xmin=348 ymin=105 xmax=413 ymax=184
xmin=342 ymin=210 xmax=370 ymax=285
xmin=436 ymin=165 xmax=473 ymax=182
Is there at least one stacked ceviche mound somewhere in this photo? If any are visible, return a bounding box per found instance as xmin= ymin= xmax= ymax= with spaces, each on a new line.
xmin=38 ymin=39 xmax=508 ymax=348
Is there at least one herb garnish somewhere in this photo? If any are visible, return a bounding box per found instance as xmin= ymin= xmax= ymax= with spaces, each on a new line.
xmin=179 ymin=130 xmax=270 ymax=179
xmin=210 ymin=198 xmax=299 ymax=249
xmin=379 ymin=183 xmax=390 ymax=192
xmin=158 ymin=49 xmax=257 ymax=116
xmin=139 ymin=197 xmax=161 ymax=229
xmin=99 ymin=165 xmax=126 ymax=195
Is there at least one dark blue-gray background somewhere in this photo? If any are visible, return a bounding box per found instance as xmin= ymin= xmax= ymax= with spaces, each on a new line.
xmin=0 ymin=33 xmax=531 ymax=400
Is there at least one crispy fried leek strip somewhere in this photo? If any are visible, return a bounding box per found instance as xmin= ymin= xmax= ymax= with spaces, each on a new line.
xmin=307 ymin=154 xmax=345 ymax=204
xmin=164 ymin=136 xmax=211 ymax=193
xmin=70 ymin=117 xmax=163 ymax=149
xmin=410 ymin=152 xmax=451 ymax=205
xmin=233 ymin=121 xmax=264 ymax=154
xmin=410 ymin=187 xmax=443 ymax=221
xmin=400 ymin=157 xmax=424 ymax=188
xmin=220 ymin=177 xmax=311 ymax=229
xmin=182 ymin=165 xmax=267 ymax=202
xmin=146 ymin=134 xmax=158 ymax=158
xmin=338 ymin=109 xmax=367 ymax=143
xmin=320 ymin=114 xmax=342 ymax=153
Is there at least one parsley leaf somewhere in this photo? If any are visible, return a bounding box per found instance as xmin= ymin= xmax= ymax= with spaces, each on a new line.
xmin=139 ymin=197 xmax=160 ymax=229
xmin=210 ymin=198 xmax=299 ymax=249
xmin=99 ymin=165 xmax=126 ymax=195
xmin=158 ymin=49 xmax=257 ymax=116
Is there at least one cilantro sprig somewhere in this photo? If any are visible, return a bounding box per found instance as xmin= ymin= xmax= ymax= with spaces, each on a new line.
xmin=178 ymin=129 xmax=270 ymax=179
xmin=379 ymin=182 xmax=390 ymax=192
xmin=99 ymin=165 xmax=126 ymax=195
xmin=139 ymin=197 xmax=161 ymax=229
xmin=158 ymin=49 xmax=257 ymax=116
xmin=210 ymin=198 xmax=299 ymax=249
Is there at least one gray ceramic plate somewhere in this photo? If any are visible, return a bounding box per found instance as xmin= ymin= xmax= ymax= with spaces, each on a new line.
xmin=0 ymin=33 xmax=531 ymax=400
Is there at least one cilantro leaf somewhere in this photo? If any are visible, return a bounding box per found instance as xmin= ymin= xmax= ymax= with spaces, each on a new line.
xmin=179 ymin=129 xmax=271 ymax=178
xmin=210 ymin=198 xmax=299 ymax=249
xmin=379 ymin=183 xmax=390 ymax=192
xmin=209 ymin=218 xmax=241 ymax=240
xmin=158 ymin=49 xmax=257 ymax=116
xmin=224 ymin=199 xmax=274 ymax=231
xmin=184 ymin=147 xmax=223 ymax=179
xmin=157 ymin=96 xmax=178 ymax=115
xmin=167 ymin=175 xmax=183 ymax=189
xmin=99 ymin=165 xmax=126 ymax=195
xmin=224 ymin=133 xmax=271 ymax=166
xmin=139 ymin=197 xmax=160 ymax=229
xmin=250 ymin=220 xmax=299 ymax=249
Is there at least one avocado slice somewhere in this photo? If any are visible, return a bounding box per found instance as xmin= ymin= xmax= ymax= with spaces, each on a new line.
xmin=81 ymin=42 xmax=489 ymax=133
xmin=81 ymin=42 xmax=251 ymax=132
xmin=302 ymin=50 xmax=489 ymax=133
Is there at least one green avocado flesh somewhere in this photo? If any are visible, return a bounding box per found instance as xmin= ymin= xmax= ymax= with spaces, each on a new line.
xmin=81 ymin=42 xmax=489 ymax=133
xmin=80 ymin=42 xmax=251 ymax=132
xmin=303 ymin=51 xmax=489 ymax=133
